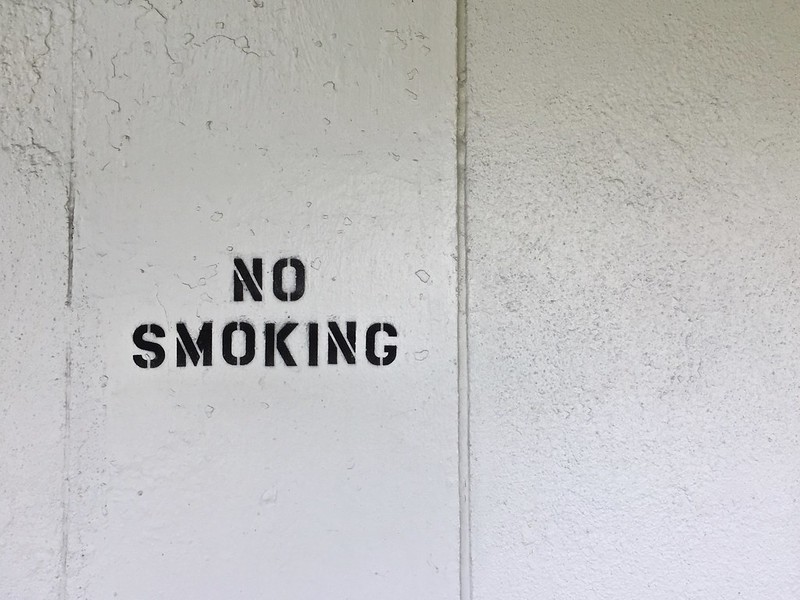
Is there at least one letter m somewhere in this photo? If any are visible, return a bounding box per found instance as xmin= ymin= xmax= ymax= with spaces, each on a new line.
xmin=176 ymin=322 xmax=213 ymax=366
xmin=234 ymin=258 xmax=263 ymax=301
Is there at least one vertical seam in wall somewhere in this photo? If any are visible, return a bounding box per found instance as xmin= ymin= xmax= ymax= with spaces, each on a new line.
xmin=456 ymin=0 xmax=471 ymax=597
xmin=65 ymin=3 xmax=76 ymax=309
xmin=60 ymin=350 xmax=72 ymax=600
xmin=61 ymin=0 xmax=77 ymax=597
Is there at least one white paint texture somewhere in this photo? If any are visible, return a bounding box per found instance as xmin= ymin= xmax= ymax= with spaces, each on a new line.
xmin=2 ymin=1 xmax=800 ymax=598
xmin=4 ymin=1 xmax=459 ymax=598
xmin=467 ymin=1 xmax=800 ymax=598
xmin=66 ymin=2 xmax=458 ymax=599
xmin=0 ymin=1 xmax=72 ymax=597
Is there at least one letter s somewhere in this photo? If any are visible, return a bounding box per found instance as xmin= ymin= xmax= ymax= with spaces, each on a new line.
xmin=133 ymin=324 xmax=166 ymax=368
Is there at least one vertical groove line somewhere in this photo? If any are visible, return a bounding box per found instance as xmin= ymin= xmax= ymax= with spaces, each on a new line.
xmin=65 ymin=6 xmax=75 ymax=309
xmin=61 ymin=1 xmax=77 ymax=597
xmin=456 ymin=0 xmax=471 ymax=597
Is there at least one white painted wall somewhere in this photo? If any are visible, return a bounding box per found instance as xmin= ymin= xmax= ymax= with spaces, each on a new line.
xmin=65 ymin=2 xmax=458 ymax=599
xmin=467 ymin=1 xmax=800 ymax=598
xmin=3 ymin=1 xmax=459 ymax=599
xmin=0 ymin=1 xmax=71 ymax=597
xmin=2 ymin=1 xmax=800 ymax=598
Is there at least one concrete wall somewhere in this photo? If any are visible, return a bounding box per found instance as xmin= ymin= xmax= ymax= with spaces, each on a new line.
xmin=0 ymin=1 xmax=798 ymax=598
xmin=66 ymin=2 xmax=458 ymax=599
xmin=467 ymin=1 xmax=800 ymax=598
xmin=3 ymin=2 xmax=459 ymax=598
xmin=0 ymin=1 xmax=72 ymax=597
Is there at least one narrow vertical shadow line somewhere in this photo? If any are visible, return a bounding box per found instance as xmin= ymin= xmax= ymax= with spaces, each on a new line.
xmin=456 ymin=0 xmax=471 ymax=598
xmin=65 ymin=2 xmax=76 ymax=309
xmin=61 ymin=1 xmax=77 ymax=598
xmin=60 ymin=347 xmax=72 ymax=600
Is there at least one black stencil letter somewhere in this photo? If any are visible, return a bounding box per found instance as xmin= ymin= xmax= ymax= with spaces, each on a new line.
xmin=272 ymin=258 xmax=305 ymax=302
xmin=133 ymin=324 xmax=166 ymax=368
xmin=265 ymin=322 xmax=298 ymax=366
xmin=327 ymin=321 xmax=356 ymax=365
xmin=222 ymin=321 xmax=256 ymax=366
xmin=307 ymin=322 xmax=319 ymax=366
xmin=366 ymin=323 xmax=398 ymax=366
xmin=234 ymin=257 xmax=263 ymax=302
xmin=176 ymin=322 xmax=213 ymax=367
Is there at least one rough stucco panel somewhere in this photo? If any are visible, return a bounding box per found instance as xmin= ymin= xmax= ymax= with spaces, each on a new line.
xmin=67 ymin=2 xmax=457 ymax=599
xmin=467 ymin=1 xmax=800 ymax=598
xmin=0 ymin=2 xmax=72 ymax=597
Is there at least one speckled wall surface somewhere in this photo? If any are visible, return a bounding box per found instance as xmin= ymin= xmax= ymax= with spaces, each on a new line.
xmin=467 ymin=1 xmax=800 ymax=598
xmin=0 ymin=2 xmax=72 ymax=598
xmin=2 ymin=2 xmax=458 ymax=598
xmin=2 ymin=1 xmax=799 ymax=598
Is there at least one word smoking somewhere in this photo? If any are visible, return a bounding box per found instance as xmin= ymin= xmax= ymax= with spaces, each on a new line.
xmin=132 ymin=258 xmax=398 ymax=368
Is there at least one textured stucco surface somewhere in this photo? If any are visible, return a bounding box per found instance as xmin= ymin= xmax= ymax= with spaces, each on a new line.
xmin=2 ymin=0 xmax=800 ymax=598
xmin=467 ymin=1 xmax=800 ymax=598
xmin=66 ymin=2 xmax=458 ymax=599
xmin=0 ymin=1 xmax=71 ymax=597
xmin=2 ymin=1 xmax=458 ymax=598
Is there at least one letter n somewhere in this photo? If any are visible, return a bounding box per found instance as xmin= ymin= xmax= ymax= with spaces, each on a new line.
xmin=233 ymin=258 xmax=263 ymax=301
xmin=327 ymin=321 xmax=356 ymax=365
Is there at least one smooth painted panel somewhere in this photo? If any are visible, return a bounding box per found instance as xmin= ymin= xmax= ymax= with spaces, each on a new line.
xmin=69 ymin=2 xmax=458 ymax=598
